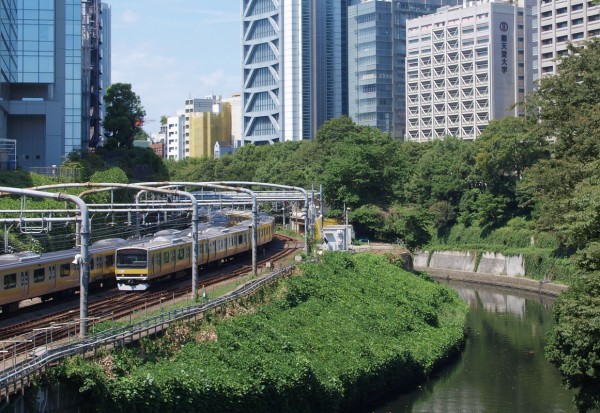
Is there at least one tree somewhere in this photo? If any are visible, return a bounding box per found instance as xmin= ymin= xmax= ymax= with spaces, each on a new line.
xmin=546 ymin=272 xmax=600 ymax=412
xmin=525 ymin=38 xmax=600 ymax=162
xmin=382 ymin=204 xmax=432 ymax=251
xmin=103 ymin=83 xmax=146 ymax=149
xmin=405 ymin=136 xmax=476 ymax=210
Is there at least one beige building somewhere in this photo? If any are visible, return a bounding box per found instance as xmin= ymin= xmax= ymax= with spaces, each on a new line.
xmin=405 ymin=0 xmax=536 ymax=142
xmin=537 ymin=0 xmax=600 ymax=80
xmin=188 ymin=103 xmax=232 ymax=158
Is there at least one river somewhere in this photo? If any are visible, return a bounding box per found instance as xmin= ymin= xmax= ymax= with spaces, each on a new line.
xmin=372 ymin=281 xmax=575 ymax=413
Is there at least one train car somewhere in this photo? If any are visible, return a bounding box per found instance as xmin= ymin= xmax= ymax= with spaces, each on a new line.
xmin=115 ymin=212 xmax=275 ymax=291
xmin=114 ymin=230 xmax=193 ymax=291
xmin=0 ymin=238 xmax=129 ymax=314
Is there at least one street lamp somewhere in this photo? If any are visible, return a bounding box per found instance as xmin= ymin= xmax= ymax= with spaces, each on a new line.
xmin=72 ymin=254 xmax=89 ymax=338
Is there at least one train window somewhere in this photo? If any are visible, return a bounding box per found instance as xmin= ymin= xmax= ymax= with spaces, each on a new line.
xmin=60 ymin=264 xmax=70 ymax=277
xmin=3 ymin=273 xmax=16 ymax=290
xmin=238 ymin=235 xmax=243 ymax=244
xmin=33 ymin=268 xmax=45 ymax=283
xmin=106 ymin=255 xmax=114 ymax=267
xmin=90 ymin=259 xmax=95 ymax=271
xmin=164 ymin=252 xmax=170 ymax=263
xmin=156 ymin=254 xmax=161 ymax=265
xmin=116 ymin=250 xmax=148 ymax=268
xmin=178 ymin=248 xmax=185 ymax=260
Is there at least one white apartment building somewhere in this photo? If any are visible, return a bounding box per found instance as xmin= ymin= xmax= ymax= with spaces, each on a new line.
xmin=405 ymin=0 xmax=536 ymax=142
xmin=166 ymin=115 xmax=185 ymax=161
xmin=538 ymin=0 xmax=600 ymax=79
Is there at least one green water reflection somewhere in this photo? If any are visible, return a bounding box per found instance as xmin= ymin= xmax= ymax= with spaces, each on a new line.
xmin=372 ymin=282 xmax=575 ymax=413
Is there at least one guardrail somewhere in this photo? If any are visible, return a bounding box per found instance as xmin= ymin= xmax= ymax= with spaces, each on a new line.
xmin=0 ymin=264 xmax=296 ymax=402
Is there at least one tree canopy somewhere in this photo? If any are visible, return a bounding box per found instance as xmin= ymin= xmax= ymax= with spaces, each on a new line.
xmin=103 ymin=83 xmax=146 ymax=149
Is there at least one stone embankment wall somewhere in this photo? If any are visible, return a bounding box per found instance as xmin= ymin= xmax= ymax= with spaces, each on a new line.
xmin=414 ymin=251 xmax=567 ymax=297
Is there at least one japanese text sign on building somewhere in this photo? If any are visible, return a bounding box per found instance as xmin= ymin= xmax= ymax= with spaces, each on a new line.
xmin=500 ymin=22 xmax=508 ymax=74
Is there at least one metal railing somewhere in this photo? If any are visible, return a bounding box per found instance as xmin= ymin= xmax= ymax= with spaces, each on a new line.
xmin=28 ymin=166 xmax=80 ymax=182
xmin=0 ymin=264 xmax=296 ymax=402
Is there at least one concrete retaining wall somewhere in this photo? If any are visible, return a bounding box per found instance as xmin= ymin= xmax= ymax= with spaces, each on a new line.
xmin=414 ymin=250 xmax=567 ymax=297
xmin=429 ymin=251 xmax=477 ymax=272
xmin=477 ymin=252 xmax=525 ymax=277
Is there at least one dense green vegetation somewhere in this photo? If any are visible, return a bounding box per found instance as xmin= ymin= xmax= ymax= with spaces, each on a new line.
xmin=47 ymin=253 xmax=467 ymax=413
xmin=2 ymin=37 xmax=599 ymax=413
xmin=157 ymin=39 xmax=600 ymax=411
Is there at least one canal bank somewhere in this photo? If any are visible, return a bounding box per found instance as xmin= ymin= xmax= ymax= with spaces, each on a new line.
xmin=413 ymin=250 xmax=568 ymax=297
xmin=372 ymin=281 xmax=576 ymax=413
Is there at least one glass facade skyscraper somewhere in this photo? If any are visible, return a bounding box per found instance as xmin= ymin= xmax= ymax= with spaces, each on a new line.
xmin=348 ymin=0 xmax=458 ymax=139
xmin=0 ymin=0 xmax=17 ymax=124
xmin=0 ymin=0 xmax=105 ymax=169
xmin=16 ymin=0 xmax=55 ymax=83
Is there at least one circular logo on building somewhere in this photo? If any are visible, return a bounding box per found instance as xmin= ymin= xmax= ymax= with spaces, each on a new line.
xmin=500 ymin=22 xmax=509 ymax=32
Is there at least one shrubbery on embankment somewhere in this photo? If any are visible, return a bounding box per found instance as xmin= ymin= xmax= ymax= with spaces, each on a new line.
xmin=48 ymin=253 xmax=468 ymax=413
xmin=428 ymin=222 xmax=577 ymax=284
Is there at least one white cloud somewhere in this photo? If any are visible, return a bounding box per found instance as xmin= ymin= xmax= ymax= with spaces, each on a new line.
xmin=121 ymin=9 xmax=138 ymax=24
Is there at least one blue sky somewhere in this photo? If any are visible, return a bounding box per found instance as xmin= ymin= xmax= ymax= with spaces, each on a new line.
xmin=109 ymin=1 xmax=242 ymax=134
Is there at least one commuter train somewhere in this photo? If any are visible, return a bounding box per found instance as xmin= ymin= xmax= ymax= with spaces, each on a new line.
xmin=115 ymin=212 xmax=275 ymax=291
xmin=0 ymin=210 xmax=275 ymax=312
xmin=0 ymin=238 xmax=130 ymax=314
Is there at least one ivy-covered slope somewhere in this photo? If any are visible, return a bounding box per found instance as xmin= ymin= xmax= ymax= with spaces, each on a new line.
xmin=54 ymin=253 xmax=467 ymax=413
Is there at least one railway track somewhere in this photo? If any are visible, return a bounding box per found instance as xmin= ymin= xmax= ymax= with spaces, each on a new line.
xmin=0 ymin=234 xmax=302 ymax=368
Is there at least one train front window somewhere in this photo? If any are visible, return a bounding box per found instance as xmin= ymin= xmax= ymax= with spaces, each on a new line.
xmin=116 ymin=250 xmax=148 ymax=268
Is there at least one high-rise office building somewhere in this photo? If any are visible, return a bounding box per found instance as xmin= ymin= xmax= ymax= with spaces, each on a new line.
xmin=242 ymin=0 xmax=348 ymax=145
xmin=82 ymin=0 xmax=103 ymax=149
xmin=100 ymin=2 xmax=111 ymax=137
xmin=0 ymin=0 xmax=106 ymax=169
xmin=348 ymin=0 xmax=458 ymax=139
xmin=538 ymin=0 xmax=600 ymax=80
xmin=405 ymin=0 xmax=536 ymax=142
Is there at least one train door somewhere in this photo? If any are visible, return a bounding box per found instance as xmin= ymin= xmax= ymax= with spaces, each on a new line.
xmin=20 ymin=270 xmax=29 ymax=299
xmin=49 ymin=265 xmax=56 ymax=291
xmin=149 ymin=253 xmax=154 ymax=276
xmin=156 ymin=252 xmax=162 ymax=276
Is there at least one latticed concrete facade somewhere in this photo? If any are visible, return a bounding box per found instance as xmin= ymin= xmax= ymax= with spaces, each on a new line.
xmin=405 ymin=0 xmax=535 ymax=142
xmin=537 ymin=0 xmax=600 ymax=80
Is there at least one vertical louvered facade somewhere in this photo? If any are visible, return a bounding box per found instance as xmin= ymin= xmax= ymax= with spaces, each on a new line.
xmin=242 ymin=0 xmax=348 ymax=145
